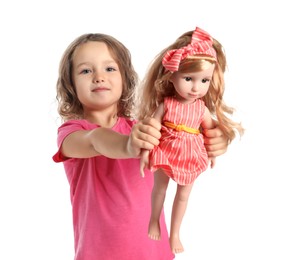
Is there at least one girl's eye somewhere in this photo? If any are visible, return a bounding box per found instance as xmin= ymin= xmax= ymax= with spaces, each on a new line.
xmin=202 ymin=79 xmax=210 ymax=83
xmin=81 ymin=69 xmax=91 ymax=74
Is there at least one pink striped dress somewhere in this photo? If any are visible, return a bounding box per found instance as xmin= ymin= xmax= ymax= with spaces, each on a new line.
xmin=149 ymin=97 xmax=209 ymax=185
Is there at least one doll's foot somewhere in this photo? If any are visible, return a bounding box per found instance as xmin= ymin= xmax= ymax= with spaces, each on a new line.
xmin=170 ymin=235 xmax=184 ymax=254
xmin=148 ymin=220 xmax=161 ymax=240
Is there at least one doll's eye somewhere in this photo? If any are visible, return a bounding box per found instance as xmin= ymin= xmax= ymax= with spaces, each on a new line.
xmin=106 ymin=67 xmax=116 ymax=72
xmin=202 ymin=78 xmax=210 ymax=83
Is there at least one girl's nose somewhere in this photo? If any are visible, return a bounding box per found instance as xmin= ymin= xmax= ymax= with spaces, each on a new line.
xmin=93 ymin=72 xmax=105 ymax=83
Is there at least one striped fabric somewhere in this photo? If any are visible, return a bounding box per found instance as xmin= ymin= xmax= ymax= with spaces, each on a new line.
xmin=150 ymin=97 xmax=209 ymax=185
xmin=162 ymin=27 xmax=216 ymax=72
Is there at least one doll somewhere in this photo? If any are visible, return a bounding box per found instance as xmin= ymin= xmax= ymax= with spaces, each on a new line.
xmin=138 ymin=27 xmax=244 ymax=254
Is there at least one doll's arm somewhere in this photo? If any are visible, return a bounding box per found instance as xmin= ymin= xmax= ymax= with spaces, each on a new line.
xmin=201 ymin=107 xmax=216 ymax=130
xmin=201 ymin=107 xmax=217 ymax=168
xmin=139 ymin=103 xmax=164 ymax=177
xmin=152 ymin=103 xmax=165 ymax=123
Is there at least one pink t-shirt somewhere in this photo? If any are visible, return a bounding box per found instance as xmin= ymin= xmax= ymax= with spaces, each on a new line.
xmin=53 ymin=118 xmax=174 ymax=260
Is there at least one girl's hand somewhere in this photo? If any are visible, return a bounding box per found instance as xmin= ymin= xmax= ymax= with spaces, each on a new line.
xmin=203 ymin=127 xmax=229 ymax=158
xmin=128 ymin=117 xmax=161 ymax=157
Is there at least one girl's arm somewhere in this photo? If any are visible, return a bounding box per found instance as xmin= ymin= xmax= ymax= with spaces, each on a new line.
xmin=140 ymin=103 xmax=164 ymax=177
xmin=61 ymin=117 xmax=161 ymax=160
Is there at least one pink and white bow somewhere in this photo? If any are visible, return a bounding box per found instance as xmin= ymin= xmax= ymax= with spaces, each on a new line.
xmin=162 ymin=27 xmax=217 ymax=72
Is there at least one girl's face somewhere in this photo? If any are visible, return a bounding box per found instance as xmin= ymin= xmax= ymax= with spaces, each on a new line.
xmin=170 ymin=63 xmax=215 ymax=104
xmin=72 ymin=41 xmax=123 ymax=116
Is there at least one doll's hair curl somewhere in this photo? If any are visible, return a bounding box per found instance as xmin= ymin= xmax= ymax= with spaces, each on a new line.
xmin=56 ymin=33 xmax=138 ymax=122
xmin=137 ymin=30 xmax=244 ymax=142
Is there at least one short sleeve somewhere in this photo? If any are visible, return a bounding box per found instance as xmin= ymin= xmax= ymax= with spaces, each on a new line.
xmin=52 ymin=120 xmax=93 ymax=163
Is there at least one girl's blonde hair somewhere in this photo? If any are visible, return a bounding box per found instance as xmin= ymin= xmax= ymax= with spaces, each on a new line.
xmin=56 ymin=33 xmax=138 ymax=122
xmin=137 ymin=30 xmax=244 ymax=142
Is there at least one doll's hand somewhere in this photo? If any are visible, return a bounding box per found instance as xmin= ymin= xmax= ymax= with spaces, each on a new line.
xmin=203 ymin=127 xmax=229 ymax=158
xmin=209 ymin=157 xmax=216 ymax=168
xmin=140 ymin=150 xmax=150 ymax=177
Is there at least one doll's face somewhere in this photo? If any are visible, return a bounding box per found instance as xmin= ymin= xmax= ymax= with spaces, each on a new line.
xmin=170 ymin=63 xmax=215 ymax=104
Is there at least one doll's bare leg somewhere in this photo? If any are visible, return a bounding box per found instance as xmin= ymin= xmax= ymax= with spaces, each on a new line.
xmin=170 ymin=183 xmax=194 ymax=254
xmin=148 ymin=169 xmax=170 ymax=240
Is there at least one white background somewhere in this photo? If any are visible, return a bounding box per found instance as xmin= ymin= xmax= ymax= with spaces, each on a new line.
xmin=1 ymin=1 xmax=294 ymax=259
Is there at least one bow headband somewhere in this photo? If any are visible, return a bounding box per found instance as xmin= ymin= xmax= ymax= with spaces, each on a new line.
xmin=162 ymin=27 xmax=217 ymax=72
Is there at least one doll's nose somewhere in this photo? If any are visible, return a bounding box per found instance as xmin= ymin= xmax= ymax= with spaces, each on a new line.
xmin=191 ymin=84 xmax=199 ymax=92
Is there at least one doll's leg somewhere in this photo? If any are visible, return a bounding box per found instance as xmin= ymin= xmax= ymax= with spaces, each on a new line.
xmin=148 ymin=169 xmax=170 ymax=240
xmin=170 ymin=183 xmax=194 ymax=254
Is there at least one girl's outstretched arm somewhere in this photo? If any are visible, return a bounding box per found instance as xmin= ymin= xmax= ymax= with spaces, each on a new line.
xmin=61 ymin=117 xmax=162 ymax=160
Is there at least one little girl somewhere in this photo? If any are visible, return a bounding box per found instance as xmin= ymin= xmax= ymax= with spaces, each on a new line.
xmin=52 ymin=32 xmax=230 ymax=260
xmin=138 ymin=27 xmax=244 ymax=254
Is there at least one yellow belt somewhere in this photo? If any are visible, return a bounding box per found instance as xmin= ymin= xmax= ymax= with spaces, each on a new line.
xmin=163 ymin=121 xmax=200 ymax=134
